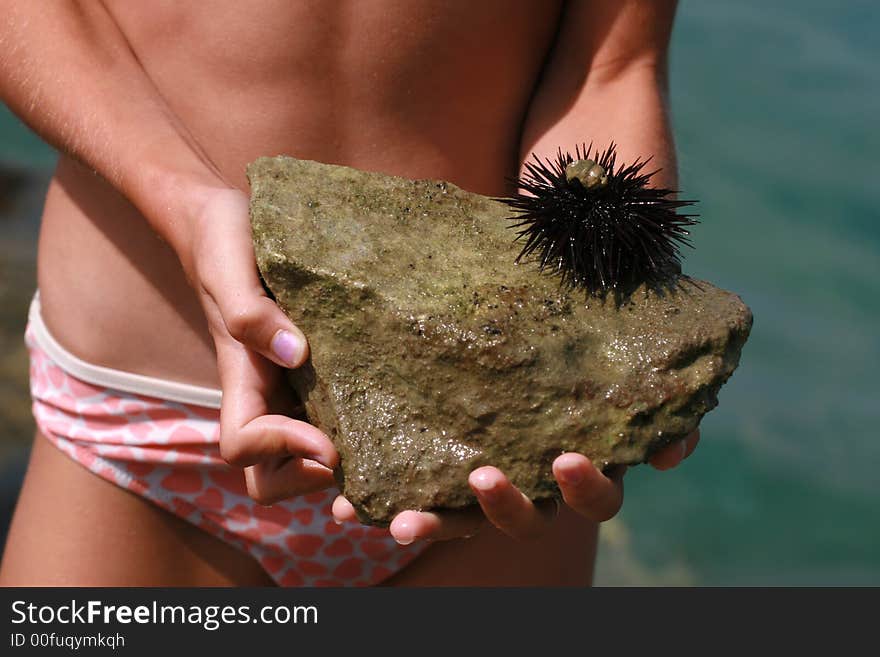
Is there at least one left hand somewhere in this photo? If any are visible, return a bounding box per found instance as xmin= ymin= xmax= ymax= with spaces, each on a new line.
xmin=332 ymin=430 xmax=700 ymax=544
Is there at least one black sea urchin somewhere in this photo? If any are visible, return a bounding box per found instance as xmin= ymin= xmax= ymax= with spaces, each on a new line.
xmin=499 ymin=143 xmax=698 ymax=296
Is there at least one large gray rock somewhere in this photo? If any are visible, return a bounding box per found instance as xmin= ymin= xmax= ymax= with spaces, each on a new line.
xmin=249 ymin=156 xmax=752 ymax=525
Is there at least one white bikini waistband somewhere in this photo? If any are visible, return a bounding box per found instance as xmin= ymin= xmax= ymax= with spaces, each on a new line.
xmin=28 ymin=292 xmax=223 ymax=409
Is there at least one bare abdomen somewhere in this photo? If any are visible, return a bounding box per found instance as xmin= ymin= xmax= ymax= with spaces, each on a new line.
xmin=37 ymin=0 xmax=560 ymax=383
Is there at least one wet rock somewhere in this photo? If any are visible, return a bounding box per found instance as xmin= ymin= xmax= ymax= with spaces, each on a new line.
xmin=249 ymin=157 xmax=753 ymax=525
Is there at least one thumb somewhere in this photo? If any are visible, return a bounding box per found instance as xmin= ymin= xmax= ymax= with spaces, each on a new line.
xmin=195 ymin=190 xmax=309 ymax=369
xmin=220 ymin=291 xmax=309 ymax=369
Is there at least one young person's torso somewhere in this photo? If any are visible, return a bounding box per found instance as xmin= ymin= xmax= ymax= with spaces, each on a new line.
xmin=38 ymin=0 xmax=563 ymax=386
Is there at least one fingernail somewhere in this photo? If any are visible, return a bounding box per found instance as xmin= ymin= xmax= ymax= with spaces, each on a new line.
xmin=679 ymin=440 xmax=688 ymax=460
xmin=394 ymin=521 xmax=415 ymax=546
xmin=333 ymin=516 xmax=343 ymax=525
xmin=271 ymin=330 xmax=304 ymax=367
xmin=470 ymin=471 xmax=498 ymax=501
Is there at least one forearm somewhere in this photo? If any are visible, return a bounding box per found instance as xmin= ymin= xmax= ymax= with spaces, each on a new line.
xmin=520 ymin=66 xmax=677 ymax=189
xmin=0 ymin=1 xmax=226 ymax=259
xmin=518 ymin=0 xmax=678 ymax=190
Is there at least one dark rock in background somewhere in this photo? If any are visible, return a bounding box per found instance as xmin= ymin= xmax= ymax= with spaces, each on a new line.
xmin=250 ymin=157 xmax=752 ymax=525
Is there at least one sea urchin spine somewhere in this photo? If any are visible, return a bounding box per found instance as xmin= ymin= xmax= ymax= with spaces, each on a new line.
xmin=500 ymin=143 xmax=698 ymax=295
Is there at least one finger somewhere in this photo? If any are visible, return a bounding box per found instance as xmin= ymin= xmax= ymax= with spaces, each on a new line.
xmin=215 ymin=338 xmax=337 ymax=468
xmin=245 ymin=459 xmax=336 ymax=505
xmin=216 ymin=292 xmax=308 ymax=370
xmin=332 ymin=495 xmax=359 ymax=524
xmin=683 ymin=429 xmax=701 ymax=459
xmin=198 ymin=193 xmax=308 ymax=368
xmin=649 ymin=437 xmax=689 ymax=470
xmin=215 ymin=334 xmax=282 ymax=422
xmin=226 ymin=297 xmax=309 ymax=369
xmin=220 ymin=414 xmax=337 ymax=469
xmin=468 ymin=466 xmax=552 ymax=540
xmin=389 ymin=508 xmax=486 ymax=545
xmin=553 ymin=453 xmax=624 ymax=522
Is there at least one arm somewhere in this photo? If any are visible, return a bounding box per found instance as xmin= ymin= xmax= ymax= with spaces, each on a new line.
xmin=520 ymin=0 xmax=679 ymax=189
xmin=335 ymin=0 xmax=697 ymax=543
xmin=0 ymin=1 xmax=218 ymax=253
xmin=507 ymin=0 xmax=698 ymax=526
xmin=0 ymin=1 xmax=337 ymax=500
xmin=520 ymin=0 xmax=697 ymax=470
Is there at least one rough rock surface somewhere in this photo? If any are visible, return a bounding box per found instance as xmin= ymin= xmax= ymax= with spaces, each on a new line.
xmin=249 ymin=156 xmax=753 ymax=525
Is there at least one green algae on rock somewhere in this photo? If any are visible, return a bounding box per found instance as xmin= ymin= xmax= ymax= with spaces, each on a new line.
xmin=248 ymin=156 xmax=752 ymax=526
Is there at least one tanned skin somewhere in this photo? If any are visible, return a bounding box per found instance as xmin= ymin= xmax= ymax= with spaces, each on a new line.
xmin=0 ymin=0 xmax=697 ymax=585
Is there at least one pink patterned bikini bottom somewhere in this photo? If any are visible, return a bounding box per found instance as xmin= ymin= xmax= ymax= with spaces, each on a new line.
xmin=25 ymin=293 xmax=424 ymax=586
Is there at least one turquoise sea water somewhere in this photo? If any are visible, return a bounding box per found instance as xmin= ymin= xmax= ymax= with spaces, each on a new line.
xmin=597 ymin=0 xmax=880 ymax=585
xmin=1 ymin=0 xmax=878 ymax=585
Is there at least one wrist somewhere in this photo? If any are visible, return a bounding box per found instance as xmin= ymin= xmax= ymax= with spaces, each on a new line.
xmin=125 ymin=155 xmax=232 ymax=277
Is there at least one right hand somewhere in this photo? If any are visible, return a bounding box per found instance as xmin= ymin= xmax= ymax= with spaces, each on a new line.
xmin=185 ymin=187 xmax=339 ymax=504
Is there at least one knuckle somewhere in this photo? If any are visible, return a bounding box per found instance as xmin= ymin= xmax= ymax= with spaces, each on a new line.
xmin=225 ymin=304 xmax=265 ymax=343
xmin=219 ymin=438 xmax=247 ymax=466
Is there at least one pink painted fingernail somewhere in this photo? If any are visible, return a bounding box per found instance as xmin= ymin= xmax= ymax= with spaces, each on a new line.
xmin=271 ymin=330 xmax=304 ymax=367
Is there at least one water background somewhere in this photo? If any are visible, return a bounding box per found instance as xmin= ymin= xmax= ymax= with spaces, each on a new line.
xmin=1 ymin=0 xmax=878 ymax=584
